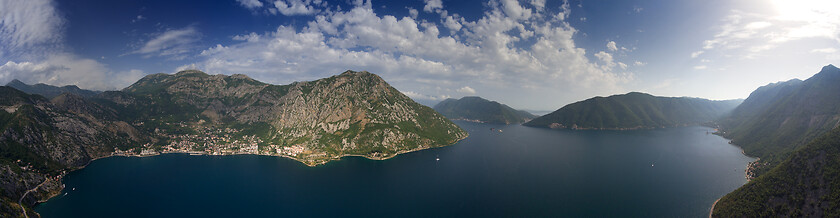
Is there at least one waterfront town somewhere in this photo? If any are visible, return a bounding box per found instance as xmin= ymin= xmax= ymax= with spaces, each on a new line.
xmin=112 ymin=123 xmax=307 ymax=158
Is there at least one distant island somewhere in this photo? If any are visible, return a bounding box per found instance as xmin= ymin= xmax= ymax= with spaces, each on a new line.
xmin=0 ymin=70 xmax=467 ymax=217
xmin=433 ymin=96 xmax=536 ymax=124
xmin=524 ymin=92 xmax=742 ymax=130
xmin=712 ymin=64 xmax=840 ymax=217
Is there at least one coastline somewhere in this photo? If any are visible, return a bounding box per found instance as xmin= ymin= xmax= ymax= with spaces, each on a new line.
xmin=32 ymin=133 xmax=469 ymax=211
xmin=709 ymin=198 xmax=720 ymax=218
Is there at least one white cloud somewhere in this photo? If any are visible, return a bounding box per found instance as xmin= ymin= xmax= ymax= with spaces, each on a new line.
xmin=618 ymin=62 xmax=627 ymax=70
xmin=457 ymin=86 xmax=476 ymax=94
xmin=0 ymin=0 xmax=147 ymax=91
xmin=408 ymin=7 xmax=419 ymax=19
xmin=531 ymin=0 xmax=546 ymax=10
xmin=402 ymin=91 xmax=450 ymax=101
xmin=423 ymin=0 xmax=443 ymax=13
xmin=606 ymin=41 xmax=617 ymax=51
xmin=233 ymin=32 xmax=261 ymax=42
xmin=131 ymin=15 xmax=146 ymax=23
xmin=634 ymin=61 xmax=646 ymax=66
xmin=693 ymin=65 xmax=707 ymax=70
xmin=274 ymin=0 xmax=319 ymax=16
xmin=698 ymin=2 xmax=840 ymax=60
xmin=0 ymin=0 xmax=65 ymax=59
xmin=500 ymin=0 xmax=532 ymax=20
xmin=0 ymin=53 xmax=145 ymax=90
xmin=130 ymin=26 xmax=201 ymax=59
xmin=594 ymin=51 xmax=615 ymax=69
xmin=690 ymin=51 xmax=704 ymax=58
xmin=237 ymin=0 xmax=264 ymax=9
xmin=186 ymin=2 xmax=630 ymax=110
xmin=443 ymin=16 xmax=462 ymax=32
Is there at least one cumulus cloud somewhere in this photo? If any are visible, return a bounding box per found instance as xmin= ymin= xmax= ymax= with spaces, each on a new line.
xmin=606 ymin=41 xmax=617 ymax=51
xmin=423 ymin=0 xmax=443 ymax=13
xmin=236 ymin=0 xmax=264 ymax=9
xmin=274 ymin=0 xmax=320 ymax=16
xmin=457 ymin=86 xmax=476 ymax=94
xmin=186 ymin=0 xmax=631 ymax=109
xmin=408 ymin=7 xmax=419 ymax=19
xmin=130 ymin=26 xmax=201 ymax=60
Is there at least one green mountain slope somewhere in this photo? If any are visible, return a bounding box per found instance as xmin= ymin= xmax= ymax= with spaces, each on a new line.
xmin=433 ymin=96 xmax=536 ymax=124
xmin=524 ymin=92 xmax=741 ymax=129
xmin=717 ymin=64 xmax=840 ymax=177
xmin=712 ymin=127 xmax=840 ymax=217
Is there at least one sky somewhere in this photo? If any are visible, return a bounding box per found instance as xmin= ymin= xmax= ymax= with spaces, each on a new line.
xmin=1 ymin=0 xmax=838 ymax=111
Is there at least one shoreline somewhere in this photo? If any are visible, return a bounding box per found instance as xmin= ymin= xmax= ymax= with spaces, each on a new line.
xmin=709 ymin=198 xmax=720 ymax=218
xmin=33 ymin=134 xmax=469 ymax=210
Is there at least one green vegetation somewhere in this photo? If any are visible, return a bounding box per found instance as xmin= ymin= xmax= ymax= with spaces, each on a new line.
xmin=716 ymin=64 xmax=840 ymax=176
xmin=525 ymin=92 xmax=741 ymax=129
xmin=433 ymin=96 xmax=536 ymax=124
xmin=712 ymin=127 xmax=840 ymax=217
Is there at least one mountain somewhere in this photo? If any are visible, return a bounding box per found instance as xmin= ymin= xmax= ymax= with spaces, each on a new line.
xmin=716 ymin=65 xmax=840 ymax=177
xmin=0 ymin=87 xmax=147 ymax=217
xmin=5 ymin=79 xmax=100 ymax=99
xmin=712 ymin=126 xmax=840 ymax=217
xmin=524 ymin=92 xmax=742 ymax=130
xmin=0 ymin=70 xmax=467 ymax=217
xmin=433 ymin=96 xmax=536 ymax=124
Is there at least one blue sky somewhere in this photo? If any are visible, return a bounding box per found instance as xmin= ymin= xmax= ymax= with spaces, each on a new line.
xmin=1 ymin=0 xmax=838 ymax=111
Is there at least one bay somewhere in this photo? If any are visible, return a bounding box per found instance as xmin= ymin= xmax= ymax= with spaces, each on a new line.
xmin=35 ymin=121 xmax=753 ymax=217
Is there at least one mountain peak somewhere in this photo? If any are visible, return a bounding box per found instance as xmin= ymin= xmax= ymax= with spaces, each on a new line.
xmin=175 ymin=70 xmax=209 ymax=77
xmin=6 ymin=79 xmax=26 ymax=86
xmin=822 ymin=64 xmax=838 ymax=71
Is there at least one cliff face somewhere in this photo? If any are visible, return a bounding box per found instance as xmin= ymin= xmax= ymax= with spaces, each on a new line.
xmin=0 ymin=70 xmax=467 ymax=216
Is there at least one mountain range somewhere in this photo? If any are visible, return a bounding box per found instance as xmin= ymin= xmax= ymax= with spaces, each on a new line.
xmin=433 ymin=96 xmax=536 ymax=124
xmin=524 ymin=92 xmax=742 ymax=130
xmin=715 ymin=65 xmax=840 ymax=177
xmin=712 ymin=64 xmax=840 ymax=216
xmin=0 ymin=70 xmax=467 ymax=217
xmin=5 ymin=79 xmax=101 ymax=99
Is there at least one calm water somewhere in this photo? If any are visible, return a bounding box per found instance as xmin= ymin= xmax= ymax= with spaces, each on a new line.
xmin=36 ymin=121 xmax=753 ymax=217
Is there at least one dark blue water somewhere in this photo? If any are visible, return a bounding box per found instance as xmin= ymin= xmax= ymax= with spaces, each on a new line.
xmin=36 ymin=122 xmax=752 ymax=217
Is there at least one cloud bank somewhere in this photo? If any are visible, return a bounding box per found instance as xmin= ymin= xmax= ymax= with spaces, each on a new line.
xmin=190 ymin=0 xmax=632 ymax=109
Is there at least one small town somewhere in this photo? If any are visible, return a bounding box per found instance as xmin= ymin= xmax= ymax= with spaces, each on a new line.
xmin=112 ymin=124 xmax=307 ymax=158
